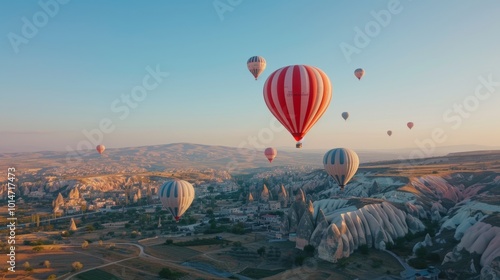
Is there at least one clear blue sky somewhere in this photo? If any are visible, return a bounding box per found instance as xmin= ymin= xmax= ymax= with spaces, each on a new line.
xmin=1 ymin=1 xmax=500 ymax=153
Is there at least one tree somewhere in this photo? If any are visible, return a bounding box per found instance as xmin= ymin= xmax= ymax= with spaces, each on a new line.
xmin=33 ymin=246 xmax=44 ymax=252
xmin=98 ymin=240 xmax=103 ymax=247
xmin=257 ymin=246 xmax=266 ymax=257
xmin=188 ymin=216 xmax=197 ymax=224
xmin=71 ymin=262 xmax=83 ymax=272
xmin=209 ymin=220 xmax=217 ymax=229
xmin=81 ymin=240 xmax=89 ymax=249
xmin=43 ymin=260 xmax=51 ymax=268
xmin=337 ymin=258 xmax=349 ymax=269
xmin=165 ymin=239 xmax=174 ymax=245
xmin=231 ymin=222 xmax=245 ymax=235
xmin=207 ymin=186 xmax=214 ymax=193
xmin=23 ymin=261 xmax=31 ymax=270
xmin=304 ymin=244 xmax=315 ymax=256
xmin=416 ymin=247 xmax=428 ymax=259
xmin=359 ymin=244 xmax=369 ymax=255
xmin=47 ymin=274 xmax=57 ymax=280
xmin=159 ymin=268 xmax=182 ymax=279
xmin=294 ymin=256 xmax=305 ymax=266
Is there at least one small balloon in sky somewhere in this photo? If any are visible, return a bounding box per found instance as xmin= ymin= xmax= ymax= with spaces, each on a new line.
xmin=407 ymin=122 xmax=414 ymax=130
xmin=247 ymin=56 xmax=266 ymax=80
xmin=264 ymin=147 xmax=277 ymax=163
xmin=341 ymin=112 xmax=349 ymax=121
xmin=387 ymin=130 xmax=392 ymax=136
xmin=354 ymin=68 xmax=365 ymax=80
xmin=96 ymin=145 xmax=105 ymax=155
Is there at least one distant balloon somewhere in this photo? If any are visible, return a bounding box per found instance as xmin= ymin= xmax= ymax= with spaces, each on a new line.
xmin=387 ymin=130 xmax=392 ymax=136
xmin=263 ymin=65 xmax=332 ymax=148
xmin=354 ymin=68 xmax=365 ymax=80
xmin=341 ymin=112 xmax=349 ymax=121
xmin=159 ymin=180 xmax=195 ymax=222
xmin=407 ymin=122 xmax=414 ymax=130
xmin=323 ymin=148 xmax=360 ymax=190
xmin=264 ymin=147 xmax=277 ymax=163
xmin=247 ymin=56 xmax=266 ymax=80
xmin=96 ymin=145 xmax=105 ymax=155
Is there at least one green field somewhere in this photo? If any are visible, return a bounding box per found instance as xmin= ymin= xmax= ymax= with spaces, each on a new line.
xmin=76 ymin=269 xmax=122 ymax=280
xmin=146 ymin=244 xmax=201 ymax=261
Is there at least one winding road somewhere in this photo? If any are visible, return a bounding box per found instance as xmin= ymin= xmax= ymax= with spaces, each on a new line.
xmin=62 ymin=242 xmax=227 ymax=280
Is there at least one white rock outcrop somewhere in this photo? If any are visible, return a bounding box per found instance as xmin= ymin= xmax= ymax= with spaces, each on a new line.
xmin=458 ymin=222 xmax=500 ymax=267
xmin=312 ymin=201 xmax=424 ymax=263
xmin=413 ymin=233 xmax=433 ymax=253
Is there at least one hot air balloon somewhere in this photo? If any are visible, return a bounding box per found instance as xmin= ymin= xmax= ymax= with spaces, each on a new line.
xmin=407 ymin=122 xmax=414 ymax=130
xmin=247 ymin=56 xmax=266 ymax=80
xmin=354 ymin=68 xmax=365 ymax=80
xmin=263 ymin=65 xmax=332 ymax=148
xmin=264 ymin=147 xmax=277 ymax=163
xmin=341 ymin=112 xmax=349 ymax=121
xmin=323 ymin=148 xmax=359 ymax=190
xmin=387 ymin=130 xmax=392 ymax=136
xmin=159 ymin=180 xmax=195 ymax=222
xmin=96 ymin=145 xmax=105 ymax=155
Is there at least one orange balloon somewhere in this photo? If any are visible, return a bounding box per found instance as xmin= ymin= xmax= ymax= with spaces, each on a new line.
xmin=96 ymin=145 xmax=105 ymax=155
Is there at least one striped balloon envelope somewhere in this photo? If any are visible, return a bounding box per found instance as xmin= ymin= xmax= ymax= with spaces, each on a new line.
xmin=247 ymin=56 xmax=266 ymax=80
xmin=263 ymin=65 xmax=332 ymax=147
xmin=159 ymin=180 xmax=195 ymax=222
xmin=323 ymin=148 xmax=359 ymax=190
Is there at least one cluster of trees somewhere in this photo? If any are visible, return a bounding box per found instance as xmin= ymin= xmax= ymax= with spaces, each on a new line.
xmin=158 ymin=267 xmax=185 ymax=279
xmin=15 ymin=260 xmax=81 ymax=278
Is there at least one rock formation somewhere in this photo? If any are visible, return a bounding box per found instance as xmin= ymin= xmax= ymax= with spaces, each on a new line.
xmin=69 ymin=218 xmax=77 ymax=231
xmin=282 ymin=198 xmax=425 ymax=263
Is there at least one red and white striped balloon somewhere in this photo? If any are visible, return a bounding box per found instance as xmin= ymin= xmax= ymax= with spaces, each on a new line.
xmin=263 ymin=65 xmax=332 ymax=145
